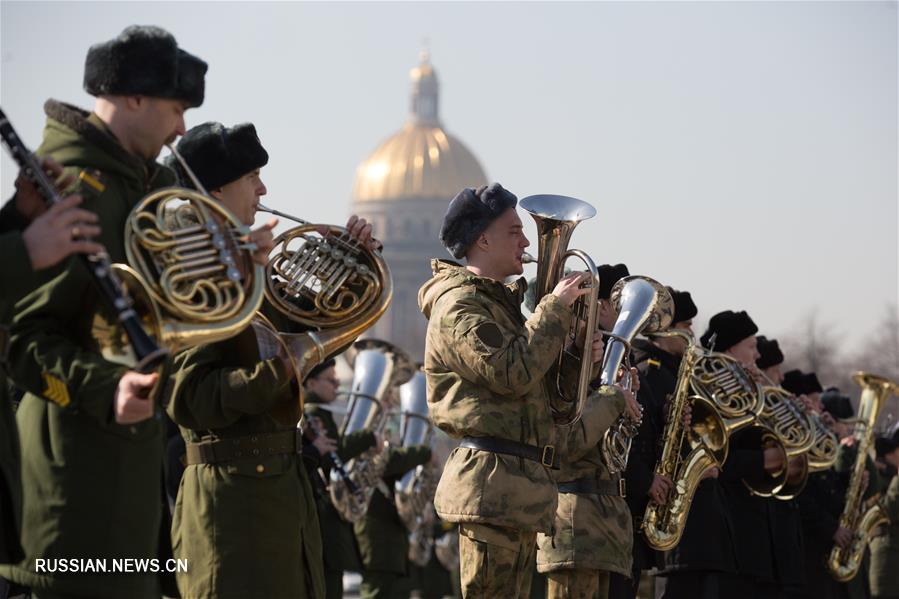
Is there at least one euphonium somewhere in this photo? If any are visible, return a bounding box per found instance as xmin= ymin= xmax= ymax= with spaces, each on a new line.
xmin=642 ymin=331 xmax=771 ymax=550
xmin=599 ymin=276 xmax=674 ymax=474
xmin=827 ymin=372 xmax=898 ymax=581
xmin=394 ymin=368 xmax=439 ymax=566
xmin=248 ymin=204 xmax=393 ymax=415
xmin=92 ymin=143 xmax=265 ymax=368
xmin=519 ymin=194 xmax=600 ymax=426
xmin=329 ymin=339 xmax=415 ymax=523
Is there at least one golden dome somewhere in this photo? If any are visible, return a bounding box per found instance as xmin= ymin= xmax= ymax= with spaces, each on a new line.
xmin=352 ymin=51 xmax=488 ymax=202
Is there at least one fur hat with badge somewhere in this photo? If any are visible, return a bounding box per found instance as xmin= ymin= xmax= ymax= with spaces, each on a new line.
xmin=167 ymin=122 xmax=269 ymax=191
xmin=700 ymin=310 xmax=758 ymax=352
xmin=83 ymin=25 xmax=207 ymax=107
xmin=440 ymin=183 xmax=518 ymax=259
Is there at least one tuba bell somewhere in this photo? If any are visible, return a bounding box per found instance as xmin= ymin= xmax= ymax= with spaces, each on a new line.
xmin=394 ymin=368 xmax=439 ymax=566
xmin=599 ymin=276 xmax=674 ymax=474
xmin=519 ymin=194 xmax=600 ymax=426
xmin=328 ymin=339 xmax=415 ymax=523
xmin=827 ymin=372 xmax=898 ymax=581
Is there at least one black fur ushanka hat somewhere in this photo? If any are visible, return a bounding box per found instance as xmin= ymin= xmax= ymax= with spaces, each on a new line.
xmin=756 ymin=336 xmax=785 ymax=369
xmin=668 ymin=287 xmax=698 ymax=324
xmin=440 ymin=183 xmax=518 ymax=259
xmin=168 ymin=122 xmax=269 ymax=190
xmin=700 ymin=310 xmax=758 ymax=352
xmin=597 ymin=264 xmax=630 ymax=300
xmin=83 ymin=25 xmax=207 ymax=107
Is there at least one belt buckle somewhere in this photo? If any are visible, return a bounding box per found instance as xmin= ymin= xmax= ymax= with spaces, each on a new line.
xmin=541 ymin=445 xmax=556 ymax=468
xmin=618 ymin=477 xmax=626 ymax=497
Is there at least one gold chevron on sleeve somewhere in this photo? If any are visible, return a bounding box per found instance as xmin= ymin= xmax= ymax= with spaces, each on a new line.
xmin=42 ymin=373 xmax=71 ymax=408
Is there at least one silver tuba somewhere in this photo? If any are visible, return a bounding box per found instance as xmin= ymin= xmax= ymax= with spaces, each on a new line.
xmin=329 ymin=339 xmax=415 ymax=523
xmin=519 ymin=194 xmax=600 ymax=426
xmin=599 ymin=276 xmax=674 ymax=474
xmin=394 ymin=368 xmax=438 ymax=566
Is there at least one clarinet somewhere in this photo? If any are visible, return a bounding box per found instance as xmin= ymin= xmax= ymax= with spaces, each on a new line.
xmin=307 ymin=415 xmax=362 ymax=497
xmin=0 ymin=107 xmax=168 ymax=373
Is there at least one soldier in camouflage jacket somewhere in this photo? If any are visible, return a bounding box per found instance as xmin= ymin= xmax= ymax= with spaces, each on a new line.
xmin=420 ymin=184 xmax=626 ymax=598
xmin=537 ymin=263 xmax=643 ymax=599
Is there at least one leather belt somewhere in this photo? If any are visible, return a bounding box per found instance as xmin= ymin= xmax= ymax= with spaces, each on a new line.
xmin=460 ymin=436 xmax=560 ymax=470
xmin=186 ymin=430 xmax=302 ymax=465
xmin=558 ymin=475 xmax=626 ymax=497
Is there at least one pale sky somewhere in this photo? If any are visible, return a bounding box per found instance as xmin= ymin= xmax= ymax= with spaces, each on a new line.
xmin=1 ymin=1 xmax=896 ymax=357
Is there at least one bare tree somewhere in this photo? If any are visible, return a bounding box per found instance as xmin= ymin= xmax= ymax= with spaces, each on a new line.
xmin=780 ymin=310 xmax=849 ymax=391
xmin=848 ymin=304 xmax=899 ymax=430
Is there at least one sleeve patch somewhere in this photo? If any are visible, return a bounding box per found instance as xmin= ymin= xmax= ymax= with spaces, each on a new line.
xmin=474 ymin=322 xmax=503 ymax=350
xmin=42 ymin=372 xmax=71 ymax=408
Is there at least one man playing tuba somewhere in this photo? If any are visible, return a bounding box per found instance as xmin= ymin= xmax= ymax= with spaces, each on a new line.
xmin=420 ymin=183 xmax=625 ymax=598
xmin=699 ymin=310 xmax=783 ymax=599
xmin=537 ymin=262 xmax=643 ymax=599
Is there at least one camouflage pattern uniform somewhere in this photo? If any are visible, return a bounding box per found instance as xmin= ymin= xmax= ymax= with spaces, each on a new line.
xmin=419 ymin=260 xmax=624 ymax=598
xmin=869 ymin=473 xmax=899 ymax=599
xmin=536 ymin=388 xmax=631 ymax=599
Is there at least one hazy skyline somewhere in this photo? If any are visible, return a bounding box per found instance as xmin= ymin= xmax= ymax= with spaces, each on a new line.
xmin=1 ymin=1 xmax=896 ymax=364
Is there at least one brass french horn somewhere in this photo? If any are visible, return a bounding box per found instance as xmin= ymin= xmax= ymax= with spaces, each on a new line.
xmin=92 ymin=143 xmax=265 ymax=368
xmin=248 ymin=204 xmax=393 ymax=415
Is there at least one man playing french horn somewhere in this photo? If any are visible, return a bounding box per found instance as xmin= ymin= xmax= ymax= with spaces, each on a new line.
xmin=165 ymin=120 xmax=378 ymax=598
xmin=699 ymin=310 xmax=783 ymax=599
xmin=0 ymin=26 xmax=207 ymax=598
xmin=420 ymin=183 xmax=635 ymax=598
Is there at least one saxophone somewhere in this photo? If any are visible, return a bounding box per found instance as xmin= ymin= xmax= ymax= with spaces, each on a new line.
xmin=642 ymin=330 xmax=769 ymax=550
xmin=827 ymin=372 xmax=898 ymax=581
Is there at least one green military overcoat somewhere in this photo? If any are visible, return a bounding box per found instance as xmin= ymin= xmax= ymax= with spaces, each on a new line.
xmin=168 ymin=324 xmax=325 ymax=599
xmin=305 ymin=392 xmax=376 ymax=573
xmin=0 ymin=100 xmax=175 ymax=597
xmin=354 ymin=446 xmax=432 ymax=574
xmin=0 ymin=222 xmax=40 ymax=566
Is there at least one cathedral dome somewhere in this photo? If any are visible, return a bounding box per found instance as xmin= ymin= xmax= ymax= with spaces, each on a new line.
xmin=352 ymin=50 xmax=488 ymax=202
